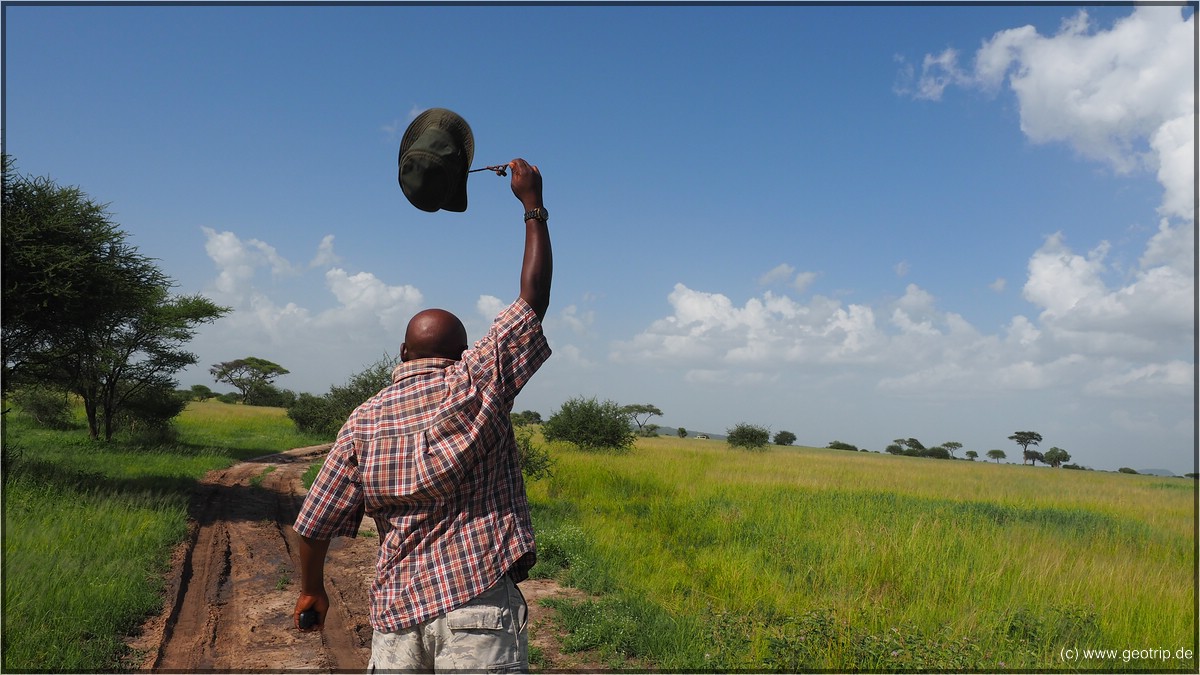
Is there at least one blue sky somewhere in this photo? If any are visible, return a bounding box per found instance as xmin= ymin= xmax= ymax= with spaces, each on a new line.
xmin=4 ymin=3 xmax=1195 ymax=474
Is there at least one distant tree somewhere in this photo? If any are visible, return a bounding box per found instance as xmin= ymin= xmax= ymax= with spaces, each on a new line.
xmin=1023 ymin=449 xmax=1045 ymax=466
xmin=511 ymin=410 xmax=544 ymax=426
xmin=774 ymin=430 xmax=797 ymax=446
xmin=189 ymin=384 xmax=215 ymax=401
xmin=621 ymin=403 xmax=663 ymax=433
xmin=941 ymin=441 xmax=962 ymax=459
xmin=211 ymin=357 xmax=290 ymax=405
xmin=1043 ymin=447 xmax=1071 ymax=468
xmin=986 ymin=449 xmax=1006 ymax=463
xmin=923 ymin=446 xmax=951 ymax=460
xmin=677 ymin=427 xmax=688 ymax=439
xmin=727 ymin=423 xmax=770 ymax=451
xmin=885 ymin=443 xmax=904 ymax=455
xmin=827 ymin=440 xmax=859 ymax=451
xmin=1184 ymin=473 xmax=1197 ymax=479
xmin=640 ymin=423 xmax=660 ymax=437
xmin=1008 ymin=431 xmax=1043 ymax=459
xmin=965 ymin=450 xmax=979 ymax=461
xmin=543 ymin=396 xmax=635 ymax=452
xmin=1118 ymin=467 xmax=1139 ymax=474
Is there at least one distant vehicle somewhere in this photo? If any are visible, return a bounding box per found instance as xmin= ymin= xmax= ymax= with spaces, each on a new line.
xmin=695 ymin=434 xmax=709 ymax=439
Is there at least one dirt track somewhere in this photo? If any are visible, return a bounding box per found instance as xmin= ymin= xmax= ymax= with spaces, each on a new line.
xmin=127 ymin=445 xmax=599 ymax=672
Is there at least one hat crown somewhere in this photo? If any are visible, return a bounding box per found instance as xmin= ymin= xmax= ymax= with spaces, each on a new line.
xmin=398 ymin=109 xmax=475 ymax=213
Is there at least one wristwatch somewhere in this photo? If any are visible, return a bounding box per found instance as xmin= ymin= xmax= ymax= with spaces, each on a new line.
xmin=523 ymin=207 xmax=549 ymax=223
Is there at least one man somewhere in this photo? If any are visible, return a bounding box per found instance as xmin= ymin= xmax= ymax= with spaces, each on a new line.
xmin=292 ymin=157 xmax=552 ymax=672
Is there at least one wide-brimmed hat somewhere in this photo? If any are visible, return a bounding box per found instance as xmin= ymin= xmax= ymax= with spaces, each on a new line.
xmin=398 ymin=108 xmax=475 ymax=213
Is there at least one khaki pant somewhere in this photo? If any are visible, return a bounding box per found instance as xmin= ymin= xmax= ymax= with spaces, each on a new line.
xmin=367 ymin=576 xmax=529 ymax=673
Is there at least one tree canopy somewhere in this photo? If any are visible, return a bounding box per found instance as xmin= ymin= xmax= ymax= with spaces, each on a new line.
xmin=621 ymin=403 xmax=663 ymax=432
xmin=1008 ymin=431 xmax=1043 ymax=453
xmin=2 ymin=156 xmax=227 ymax=439
xmin=211 ymin=357 xmax=290 ymax=405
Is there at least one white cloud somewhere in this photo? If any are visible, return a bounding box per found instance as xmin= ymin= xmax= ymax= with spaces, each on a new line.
xmin=792 ymin=271 xmax=818 ymax=294
xmin=989 ymin=277 xmax=1007 ymax=293
xmin=189 ymin=228 xmax=426 ymax=393
xmin=1022 ymin=231 xmax=1192 ymax=357
xmin=894 ymin=260 xmax=910 ymax=278
xmin=477 ymin=294 xmax=505 ymax=320
xmin=309 ymin=235 xmax=340 ymax=268
xmin=904 ymin=6 xmax=1195 ymax=222
xmin=759 ymin=263 xmax=795 ymax=286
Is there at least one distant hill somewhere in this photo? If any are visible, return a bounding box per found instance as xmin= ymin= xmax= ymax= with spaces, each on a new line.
xmin=1136 ymin=468 xmax=1177 ymax=477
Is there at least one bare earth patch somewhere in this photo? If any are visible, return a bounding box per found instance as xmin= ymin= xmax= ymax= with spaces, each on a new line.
xmin=126 ymin=446 xmax=609 ymax=672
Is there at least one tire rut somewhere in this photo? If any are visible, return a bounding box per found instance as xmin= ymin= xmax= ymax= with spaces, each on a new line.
xmin=134 ymin=445 xmax=373 ymax=672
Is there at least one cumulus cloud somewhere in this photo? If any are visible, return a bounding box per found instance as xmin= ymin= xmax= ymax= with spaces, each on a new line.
xmin=191 ymin=228 xmax=425 ymax=392
xmin=1022 ymin=231 xmax=1192 ymax=357
xmin=901 ymin=5 xmax=1195 ymax=221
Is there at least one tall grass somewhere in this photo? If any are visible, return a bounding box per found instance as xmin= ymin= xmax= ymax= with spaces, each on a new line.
xmin=2 ymin=399 xmax=323 ymax=672
xmin=528 ymin=436 xmax=1197 ymax=671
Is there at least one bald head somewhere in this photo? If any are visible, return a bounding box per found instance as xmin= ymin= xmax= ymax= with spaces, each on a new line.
xmin=401 ymin=309 xmax=468 ymax=362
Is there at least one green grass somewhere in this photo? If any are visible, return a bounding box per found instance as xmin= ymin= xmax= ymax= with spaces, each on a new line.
xmin=2 ymin=399 xmax=325 ymax=672
xmin=528 ymin=435 xmax=1197 ymax=671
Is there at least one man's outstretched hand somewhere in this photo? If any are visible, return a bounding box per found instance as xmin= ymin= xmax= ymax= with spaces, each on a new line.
xmin=509 ymin=158 xmax=543 ymax=210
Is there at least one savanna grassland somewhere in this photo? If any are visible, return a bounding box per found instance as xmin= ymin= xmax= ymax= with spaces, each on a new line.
xmin=1 ymin=401 xmax=328 ymax=672
xmin=3 ymin=398 xmax=1195 ymax=673
xmin=526 ymin=435 xmax=1197 ymax=671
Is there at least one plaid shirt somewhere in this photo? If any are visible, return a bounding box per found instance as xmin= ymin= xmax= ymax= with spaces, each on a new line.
xmin=293 ymin=298 xmax=551 ymax=631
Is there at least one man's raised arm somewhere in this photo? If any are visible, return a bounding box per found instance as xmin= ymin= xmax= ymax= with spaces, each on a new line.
xmin=510 ymin=158 xmax=552 ymax=321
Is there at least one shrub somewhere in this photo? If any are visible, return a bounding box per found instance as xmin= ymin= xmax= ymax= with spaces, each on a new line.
xmin=727 ymin=423 xmax=770 ymax=451
xmin=216 ymin=392 xmax=240 ymax=404
xmin=515 ymin=427 xmax=554 ymax=481
xmin=542 ymin=397 xmax=635 ymax=452
xmin=287 ymin=393 xmax=343 ymax=437
xmin=827 ymin=440 xmax=858 ymax=451
xmin=114 ymin=384 xmax=187 ymax=442
xmin=9 ymin=385 xmax=73 ymax=429
xmin=1118 ymin=467 xmax=1138 ymax=474
xmin=287 ymin=354 xmax=397 ymax=439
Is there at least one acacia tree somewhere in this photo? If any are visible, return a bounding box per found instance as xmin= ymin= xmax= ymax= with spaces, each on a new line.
xmin=1009 ymin=431 xmax=1043 ymax=460
xmin=211 ymin=357 xmax=290 ymax=404
xmin=986 ymin=449 xmax=1006 ymax=463
xmin=621 ymin=403 xmax=663 ymax=434
xmin=2 ymin=157 xmax=227 ymax=438
xmin=941 ymin=441 xmax=963 ymax=459
xmin=774 ymin=430 xmax=797 ymax=446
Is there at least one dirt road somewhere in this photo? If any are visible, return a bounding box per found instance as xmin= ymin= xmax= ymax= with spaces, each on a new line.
xmin=128 ymin=445 xmax=599 ymax=672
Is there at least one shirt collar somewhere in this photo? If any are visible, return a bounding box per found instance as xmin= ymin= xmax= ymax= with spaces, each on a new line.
xmin=391 ymin=357 xmax=458 ymax=383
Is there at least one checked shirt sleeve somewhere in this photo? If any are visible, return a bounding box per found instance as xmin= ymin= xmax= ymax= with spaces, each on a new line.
xmin=468 ymin=297 xmax=552 ymax=405
xmin=293 ymin=416 xmax=364 ymax=540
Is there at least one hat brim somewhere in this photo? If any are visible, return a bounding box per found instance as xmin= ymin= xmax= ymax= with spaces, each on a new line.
xmin=399 ymin=108 xmax=474 ymax=212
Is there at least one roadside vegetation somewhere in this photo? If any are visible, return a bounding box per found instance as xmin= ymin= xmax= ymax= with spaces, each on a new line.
xmin=2 ymin=399 xmax=327 ymax=672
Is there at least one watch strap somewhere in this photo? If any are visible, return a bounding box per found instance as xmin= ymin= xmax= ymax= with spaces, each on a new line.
xmin=523 ymin=207 xmax=549 ymax=222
